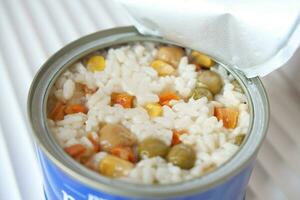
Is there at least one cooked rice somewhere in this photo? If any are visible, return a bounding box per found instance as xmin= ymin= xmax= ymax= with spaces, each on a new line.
xmin=47 ymin=42 xmax=250 ymax=184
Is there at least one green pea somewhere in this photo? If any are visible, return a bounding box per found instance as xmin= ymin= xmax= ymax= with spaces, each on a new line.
xmin=198 ymin=71 xmax=223 ymax=94
xmin=138 ymin=138 xmax=169 ymax=159
xmin=192 ymin=86 xmax=213 ymax=101
xmin=167 ymin=144 xmax=196 ymax=169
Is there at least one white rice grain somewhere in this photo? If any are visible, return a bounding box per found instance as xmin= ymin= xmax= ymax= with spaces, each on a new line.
xmin=63 ymin=79 xmax=75 ymax=100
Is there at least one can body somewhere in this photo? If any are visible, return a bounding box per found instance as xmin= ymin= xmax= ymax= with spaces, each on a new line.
xmin=28 ymin=27 xmax=269 ymax=200
xmin=39 ymin=147 xmax=253 ymax=200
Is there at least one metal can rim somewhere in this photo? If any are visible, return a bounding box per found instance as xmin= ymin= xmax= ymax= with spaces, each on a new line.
xmin=27 ymin=26 xmax=269 ymax=198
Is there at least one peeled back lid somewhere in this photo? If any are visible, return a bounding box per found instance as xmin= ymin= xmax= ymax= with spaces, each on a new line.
xmin=119 ymin=0 xmax=300 ymax=78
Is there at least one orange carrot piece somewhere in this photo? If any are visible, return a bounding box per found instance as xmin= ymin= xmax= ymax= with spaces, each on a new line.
xmin=87 ymin=133 xmax=101 ymax=152
xmin=171 ymin=130 xmax=187 ymax=146
xmin=111 ymin=92 xmax=135 ymax=108
xmin=64 ymin=144 xmax=86 ymax=157
xmin=159 ymin=91 xmax=180 ymax=107
xmin=214 ymin=107 xmax=239 ymax=129
xmin=48 ymin=101 xmax=66 ymax=121
xmin=65 ymin=104 xmax=88 ymax=114
xmin=110 ymin=146 xmax=136 ymax=163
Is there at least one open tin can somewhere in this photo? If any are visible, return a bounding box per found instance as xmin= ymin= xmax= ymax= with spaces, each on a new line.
xmin=28 ymin=26 xmax=269 ymax=200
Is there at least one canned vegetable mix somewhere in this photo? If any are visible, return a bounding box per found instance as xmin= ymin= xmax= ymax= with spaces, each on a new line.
xmin=28 ymin=27 xmax=269 ymax=200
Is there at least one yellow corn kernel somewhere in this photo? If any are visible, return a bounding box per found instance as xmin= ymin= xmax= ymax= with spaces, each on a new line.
xmin=87 ymin=55 xmax=105 ymax=72
xmin=151 ymin=60 xmax=175 ymax=76
xmin=99 ymin=155 xmax=134 ymax=178
xmin=190 ymin=51 xmax=215 ymax=68
xmin=145 ymin=103 xmax=163 ymax=118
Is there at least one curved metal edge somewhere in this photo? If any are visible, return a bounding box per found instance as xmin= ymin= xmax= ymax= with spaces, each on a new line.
xmin=27 ymin=26 xmax=270 ymax=198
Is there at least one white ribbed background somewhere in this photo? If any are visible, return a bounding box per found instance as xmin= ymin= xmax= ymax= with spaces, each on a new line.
xmin=0 ymin=0 xmax=299 ymax=200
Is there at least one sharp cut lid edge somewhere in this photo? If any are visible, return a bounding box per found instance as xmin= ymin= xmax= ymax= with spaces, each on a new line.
xmin=118 ymin=0 xmax=300 ymax=78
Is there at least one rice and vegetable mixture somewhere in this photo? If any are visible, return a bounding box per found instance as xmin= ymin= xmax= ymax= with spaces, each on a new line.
xmin=47 ymin=42 xmax=250 ymax=184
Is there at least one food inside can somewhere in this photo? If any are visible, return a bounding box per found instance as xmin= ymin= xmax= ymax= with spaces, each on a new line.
xmin=46 ymin=42 xmax=250 ymax=184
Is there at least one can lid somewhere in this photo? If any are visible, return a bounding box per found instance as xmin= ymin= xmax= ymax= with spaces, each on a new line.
xmin=119 ymin=0 xmax=300 ymax=77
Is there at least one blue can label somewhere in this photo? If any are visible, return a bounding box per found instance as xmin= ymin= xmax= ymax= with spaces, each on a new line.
xmin=38 ymin=148 xmax=252 ymax=200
